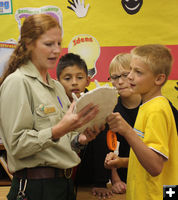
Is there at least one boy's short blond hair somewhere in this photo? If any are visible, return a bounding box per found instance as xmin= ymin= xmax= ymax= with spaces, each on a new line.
xmin=109 ymin=53 xmax=131 ymax=74
xmin=131 ymin=44 xmax=172 ymax=82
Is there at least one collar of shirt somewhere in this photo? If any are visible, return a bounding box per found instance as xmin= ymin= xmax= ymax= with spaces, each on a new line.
xmin=19 ymin=61 xmax=55 ymax=89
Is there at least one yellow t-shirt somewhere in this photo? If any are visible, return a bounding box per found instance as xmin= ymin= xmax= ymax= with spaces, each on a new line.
xmin=126 ymin=96 xmax=178 ymax=200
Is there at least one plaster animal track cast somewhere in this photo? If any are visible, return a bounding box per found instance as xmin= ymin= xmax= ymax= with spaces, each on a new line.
xmin=73 ymin=80 xmax=118 ymax=132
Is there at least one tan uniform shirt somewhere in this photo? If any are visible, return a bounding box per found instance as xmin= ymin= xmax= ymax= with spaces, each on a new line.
xmin=0 ymin=61 xmax=80 ymax=173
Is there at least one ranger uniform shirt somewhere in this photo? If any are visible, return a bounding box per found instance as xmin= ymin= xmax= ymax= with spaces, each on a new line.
xmin=0 ymin=61 xmax=80 ymax=173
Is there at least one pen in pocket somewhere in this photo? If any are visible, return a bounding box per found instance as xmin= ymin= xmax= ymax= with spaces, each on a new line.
xmin=57 ymin=96 xmax=63 ymax=108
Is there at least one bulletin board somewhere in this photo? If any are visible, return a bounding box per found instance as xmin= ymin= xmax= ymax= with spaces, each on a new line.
xmin=0 ymin=0 xmax=178 ymax=108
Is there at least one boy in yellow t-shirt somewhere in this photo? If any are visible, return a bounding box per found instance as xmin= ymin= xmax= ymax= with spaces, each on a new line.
xmin=104 ymin=44 xmax=178 ymax=200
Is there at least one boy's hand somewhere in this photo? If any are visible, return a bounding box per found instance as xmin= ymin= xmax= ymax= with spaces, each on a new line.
xmin=111 ymin=168 xmax=126 ymax=194
xmin=106 ymin=112 xmax=132 ymax=136
xmin=92 ymin=187 xmax=113 ymax=199
xmin=104 ymin=152 xmax=126 ymax=169
xmin=111 ymin=181 xmax=126 ymax=194
xmin=104 ymin=152 xmax=119 ymax=169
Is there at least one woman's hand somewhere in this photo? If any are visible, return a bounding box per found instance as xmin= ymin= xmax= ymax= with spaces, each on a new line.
xmin=52 ymin=102 xmax=99 ymax=140
xmin=78 ymin=124 xmax=105 ymax=145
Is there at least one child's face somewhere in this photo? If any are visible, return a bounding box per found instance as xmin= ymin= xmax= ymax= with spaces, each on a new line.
xmin=128 ymin=57 xmax=157 ymax=102
xmin=59 ymin=65 xmax=90 ymax=102
xmin=110 ymin=68 xmax=132 ymax=98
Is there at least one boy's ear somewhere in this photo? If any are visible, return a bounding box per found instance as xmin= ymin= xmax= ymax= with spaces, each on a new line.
xmin=86 ymin=76 xmax=91 ymax=87
xmin=155 ymin=74 xmax=166 ymax=86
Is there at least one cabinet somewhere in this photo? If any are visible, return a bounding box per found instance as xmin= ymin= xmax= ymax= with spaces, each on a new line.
xmin=0 ymin=142 xmax=12 ymax=185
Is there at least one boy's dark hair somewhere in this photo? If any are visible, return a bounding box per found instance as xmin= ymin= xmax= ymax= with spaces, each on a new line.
xmin=56 ymin=53 xmax=88 ymax=80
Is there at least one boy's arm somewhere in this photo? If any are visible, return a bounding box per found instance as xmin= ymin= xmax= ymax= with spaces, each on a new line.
xmin=104 ymin=154 xmax=127 ymax=193
xmin=107 ymin=113 xmax=166 ymax=177
xmin=111 ymin=168 xmax=126 ymax=194
xmin=125 ymin=128 xmax=166 ymax=176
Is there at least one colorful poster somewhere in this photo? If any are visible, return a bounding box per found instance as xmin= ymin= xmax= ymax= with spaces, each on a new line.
xmin=0 ymin=0 xmax=178 ymax=108
xmin=0 ymin=0 xmax=13 ymax=15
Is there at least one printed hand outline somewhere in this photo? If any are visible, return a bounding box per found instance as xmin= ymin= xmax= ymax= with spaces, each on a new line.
xmin=67 ymin=0 xmax=90 ymax=18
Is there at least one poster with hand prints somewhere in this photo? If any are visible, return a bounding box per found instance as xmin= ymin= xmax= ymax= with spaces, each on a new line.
xmin=0 ymin=0 xmax=177 ymax=108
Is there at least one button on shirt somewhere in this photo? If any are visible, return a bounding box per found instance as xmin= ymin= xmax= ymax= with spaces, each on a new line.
xmin=0 ymin=61 xmax=80 ymax=173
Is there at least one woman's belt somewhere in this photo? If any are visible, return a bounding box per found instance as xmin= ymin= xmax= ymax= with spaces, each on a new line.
xmin=13 ymin=167 xmax=73 ymax=179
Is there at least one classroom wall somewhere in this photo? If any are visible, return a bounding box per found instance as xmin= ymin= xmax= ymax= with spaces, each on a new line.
xmin=0 ymin=0 xmax=178 ymax=108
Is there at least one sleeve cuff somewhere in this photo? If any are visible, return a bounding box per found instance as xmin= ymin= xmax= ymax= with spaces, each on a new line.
xmin=71 ymin=134 xmax=86 ymax=153
xmin=38 ymin=128 xmax=59 ymax=148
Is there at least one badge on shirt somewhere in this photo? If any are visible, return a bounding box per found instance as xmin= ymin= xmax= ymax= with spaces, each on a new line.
xmin=39 ymin=104 xmax=56 ymax=114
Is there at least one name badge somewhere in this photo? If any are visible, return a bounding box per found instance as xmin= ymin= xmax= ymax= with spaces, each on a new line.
xmin=39 ymin=104 xmax=56 ymax=114
xmin=44 ymin=107 xmax=56 ymax=114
